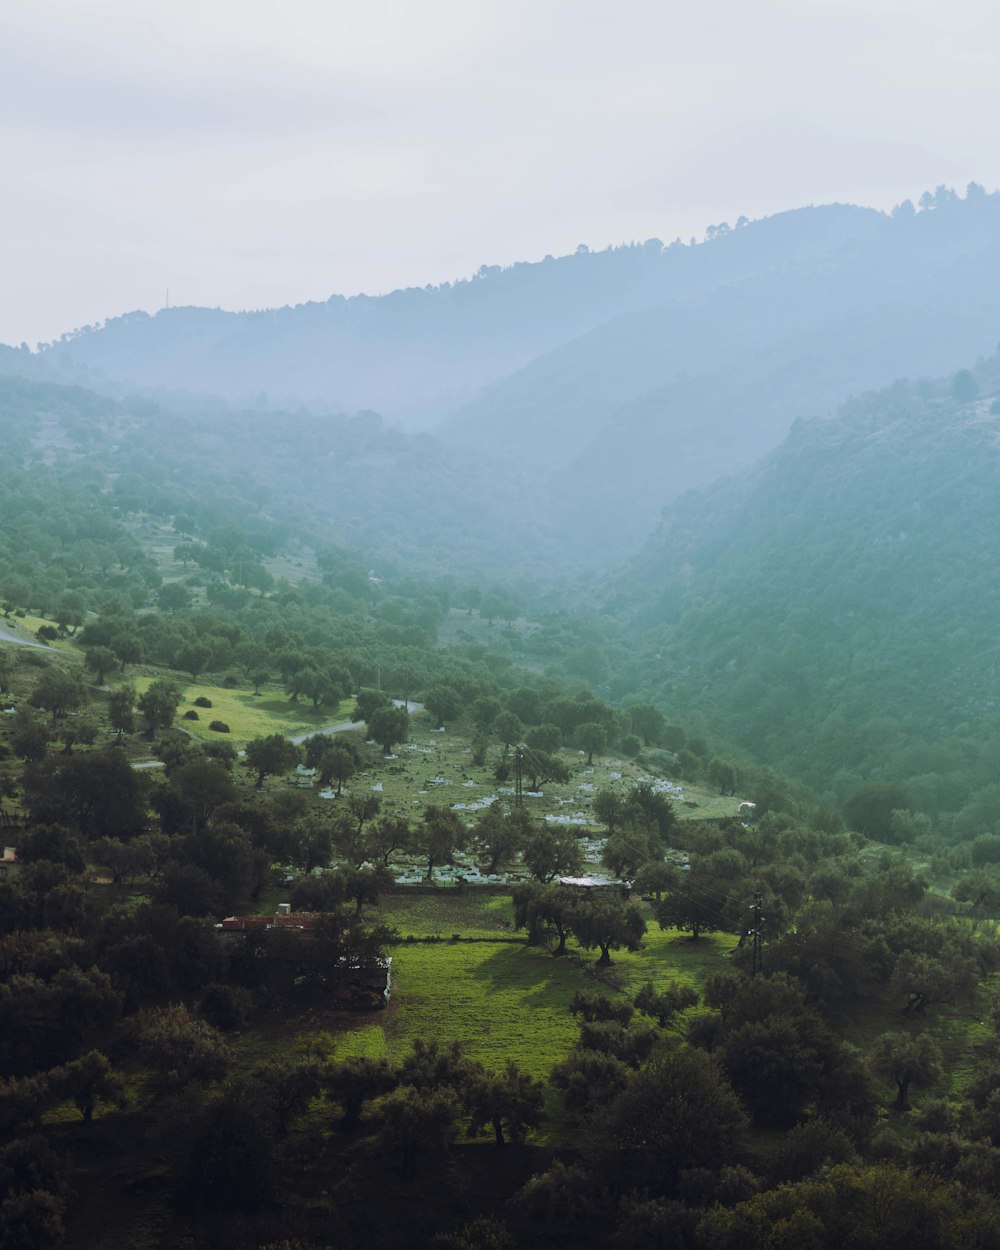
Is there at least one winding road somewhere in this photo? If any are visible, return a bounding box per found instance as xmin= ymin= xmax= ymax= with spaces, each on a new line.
xmin=0 ymin=624 xmax=48 ymax=650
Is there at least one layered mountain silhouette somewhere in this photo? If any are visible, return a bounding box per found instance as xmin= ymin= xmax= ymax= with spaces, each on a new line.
xmin=10 ymin=187 xmax=1000 ymax=570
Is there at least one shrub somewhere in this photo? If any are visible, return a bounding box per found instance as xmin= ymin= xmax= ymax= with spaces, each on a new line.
xmin=209 ymin=720 xmax=230 ymax=733
xmin=194 ymin=696 xmax=213 ymax=708
xmin=183 ymin=710 xmax=200 ymax=721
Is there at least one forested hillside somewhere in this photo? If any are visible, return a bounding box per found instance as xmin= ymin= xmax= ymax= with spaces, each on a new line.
xmin=0 ymin=375 xmax=576 ymax=585
xmin=10 ymin=309 xmax=1000 ymax=1248
xmin=612 ymin=352 xmax=1000 ymax=816
xmin=6 ymin=360 xmax=1000 ymax=1250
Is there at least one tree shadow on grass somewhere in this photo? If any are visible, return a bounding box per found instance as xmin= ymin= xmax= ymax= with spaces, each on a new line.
xmin=469 ymin=942 xmax=593 ymax=1009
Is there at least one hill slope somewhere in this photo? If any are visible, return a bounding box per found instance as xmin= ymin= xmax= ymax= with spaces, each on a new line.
xmin=29 ymin=205 xmax=880 ymax=426
xmin=609 ymin=351 xmax=1000 ymax=809
xmin=446 ymin=188 xmax=1000 ymax=559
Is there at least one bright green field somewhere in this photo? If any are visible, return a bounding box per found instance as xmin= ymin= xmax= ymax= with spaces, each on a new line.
xmin=335 ymin=943 xmax=583 ymax=1077
xmin=333 ymin=896 xmax=732 ymax=1079
xmin=130 ymin=675 xmax=354 ymax=745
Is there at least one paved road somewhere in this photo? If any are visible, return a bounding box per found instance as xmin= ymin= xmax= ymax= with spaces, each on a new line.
xmin=0 ymin=624 xmax=48 ymax=650
xmin=288 ymin=700 xmax=421 ymax=745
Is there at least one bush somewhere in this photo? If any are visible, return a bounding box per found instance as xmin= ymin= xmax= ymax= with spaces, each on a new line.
xmin=209 ymin=721 xmax=230 ymax=734
xmin=36 ymin=625 xmax=58 ymax=642
xmin=183 ymin=710 xmax=200 ymax=721
xmin=223 ymin=674 xmax=239 ymax=688
xmin=194 ymin=696 xmax=213 ymax=708
xmin=620 ymin=735 xmax=642 ymax=758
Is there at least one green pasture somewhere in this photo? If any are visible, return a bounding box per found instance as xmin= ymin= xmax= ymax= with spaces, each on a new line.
xmin=129 ymin=674 xmax=354 ymax=745
xmin=373 ymin=890 xmax=518 ymax=940
xmin=335 ymin=943 xmax=583 ymax=1077
xmin=332 ymin=895 xmax=733 ymax=1081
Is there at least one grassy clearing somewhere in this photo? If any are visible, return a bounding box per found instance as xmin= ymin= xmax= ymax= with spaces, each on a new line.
xmin=374 ymin=890 xmax=517 ymax=940
xmin=332 ymin=898 xmax=732 ymax=1077
xmin=129 ymin=675 xmax=354 ymax=745
xmin=334 ymin=942 xmax=585 ymax=1077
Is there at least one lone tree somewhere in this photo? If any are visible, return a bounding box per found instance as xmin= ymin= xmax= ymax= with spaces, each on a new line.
xmin=891 ymin=944 xmax=981 ymax=1018
xmin=107 ymin=685 xmax=136 ymax=739
xmin=55 ymin=1050 xmax=127 ymax=1123
xmin=512 ymin=883 xmax=575 ymax=953
xmin=871 ymin=1031 xmax=943 ymax=1112
xmin=84 ymin=647 xmax=117 ymax=686
xmin=244 ymin=734 xmax=300 ymax=789
xmin=627 ymin=703 xmax=667 ymax=746
xmin=367 ymin=704 xmax=410 ymax=755
xmin=575 ymin=722 xmax=607 ymax=766
xmin=567 ymin=895 xmax=646 ymax=965
xmin=422 ymin=682 xmax=463 ymax=729
xmin=655 ymin=870 xmax=728 ymax=941
xmin=522 ymin=827 xmax=583 ymax=884
xmin=474 ymin=803 xmax=530 ymax=876
xmin=351 ymin=687 xmax=391 ymax=725
xmin=305 ymin=734 xmax=361 ymax=795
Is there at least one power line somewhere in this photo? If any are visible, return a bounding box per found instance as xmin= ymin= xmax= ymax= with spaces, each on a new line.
xmin=750 ymin=891 xmax=764 ymax=978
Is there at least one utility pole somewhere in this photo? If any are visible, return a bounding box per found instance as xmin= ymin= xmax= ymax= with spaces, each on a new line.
xmin=750 ymin=891 xmax=763 ymax=978
xmin=514 ymin=745 xmax=524 ymax=808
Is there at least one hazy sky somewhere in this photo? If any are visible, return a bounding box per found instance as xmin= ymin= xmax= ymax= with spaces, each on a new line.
xmin=2 ymin=0 xmax=997 ymax=346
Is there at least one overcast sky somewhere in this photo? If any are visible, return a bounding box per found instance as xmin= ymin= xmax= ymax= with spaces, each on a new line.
xmin=2 ymin=0 xmax=997 ymax=346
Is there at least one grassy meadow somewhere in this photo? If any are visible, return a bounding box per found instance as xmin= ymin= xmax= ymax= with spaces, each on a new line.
xmin=129 ymin=674 xmax=354 ymax=745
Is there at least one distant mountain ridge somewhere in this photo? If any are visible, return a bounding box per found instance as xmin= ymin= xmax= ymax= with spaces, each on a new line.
xmin=13 ymin=187 xmax=1000 ymax=577
xmin=447 ymin=188 xmax=1000 ymax=560
xmin=27 ymin=204 xmax=881 ymax=425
